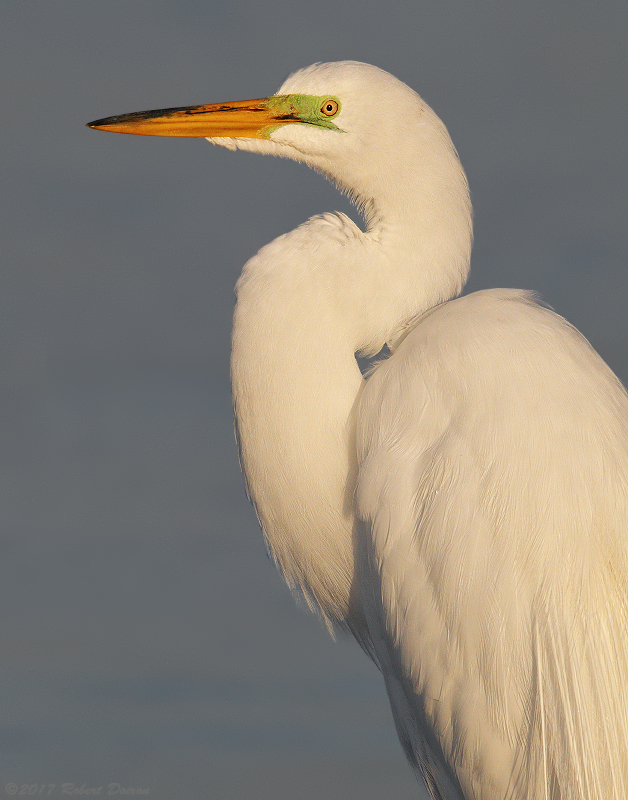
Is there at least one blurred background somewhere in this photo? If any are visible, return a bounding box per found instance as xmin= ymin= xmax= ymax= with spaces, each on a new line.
xmin=1 ymin=2 xmax=627 ymax=798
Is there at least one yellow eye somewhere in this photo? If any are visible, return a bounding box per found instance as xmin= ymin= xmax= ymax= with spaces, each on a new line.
xmin=320 ymin=99 xmax=339 ymax=117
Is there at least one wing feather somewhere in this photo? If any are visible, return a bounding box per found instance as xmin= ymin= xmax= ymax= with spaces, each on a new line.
xmin=356 ymin=290 xmax=628 ymax=799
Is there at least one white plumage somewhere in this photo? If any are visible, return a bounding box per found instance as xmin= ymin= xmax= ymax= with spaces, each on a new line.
xmin=89 ymin=61 xmax=628 ymax=799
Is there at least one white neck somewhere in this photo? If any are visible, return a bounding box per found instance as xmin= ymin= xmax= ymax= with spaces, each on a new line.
xmin=231 ymin=147 xmax=472 ymax=625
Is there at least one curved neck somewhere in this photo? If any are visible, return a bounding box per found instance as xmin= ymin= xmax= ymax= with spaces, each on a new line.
xmin=344 ymin=164 xmax=472 ymax=355
xmin=231 ymin=150 xmax=472 ymax=623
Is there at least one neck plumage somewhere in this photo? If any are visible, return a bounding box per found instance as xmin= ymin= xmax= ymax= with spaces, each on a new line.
xmin=230 ymin=154 xmax=472 ymax=625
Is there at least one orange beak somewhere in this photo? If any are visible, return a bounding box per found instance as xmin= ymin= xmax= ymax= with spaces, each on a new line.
xmin=87 ymin=97 xmax=297 ymax=139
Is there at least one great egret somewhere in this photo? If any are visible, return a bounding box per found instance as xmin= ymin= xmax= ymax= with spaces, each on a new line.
xmin=88 ymin=61 xmax=628 ymax=799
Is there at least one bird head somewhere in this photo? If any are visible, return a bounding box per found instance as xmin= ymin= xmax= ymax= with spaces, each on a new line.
xmin=87 ymin=61 xmax=463 ymax=213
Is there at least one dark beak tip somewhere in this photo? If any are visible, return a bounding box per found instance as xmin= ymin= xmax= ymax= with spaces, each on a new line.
xmin=86 ymin=117 xmax=112 ymax=130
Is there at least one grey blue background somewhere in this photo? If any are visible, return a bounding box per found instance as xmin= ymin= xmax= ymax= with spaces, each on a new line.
xmin=1 ymin=2 xmax=627 ymax=798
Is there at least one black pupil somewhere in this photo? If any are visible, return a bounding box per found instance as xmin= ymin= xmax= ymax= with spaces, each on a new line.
xmin=326 ymin=104 xmax=333 ymax=112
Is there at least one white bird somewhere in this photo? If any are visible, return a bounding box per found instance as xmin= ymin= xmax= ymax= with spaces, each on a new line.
xmin=88 ymin=61 xmax=628 ymax=799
